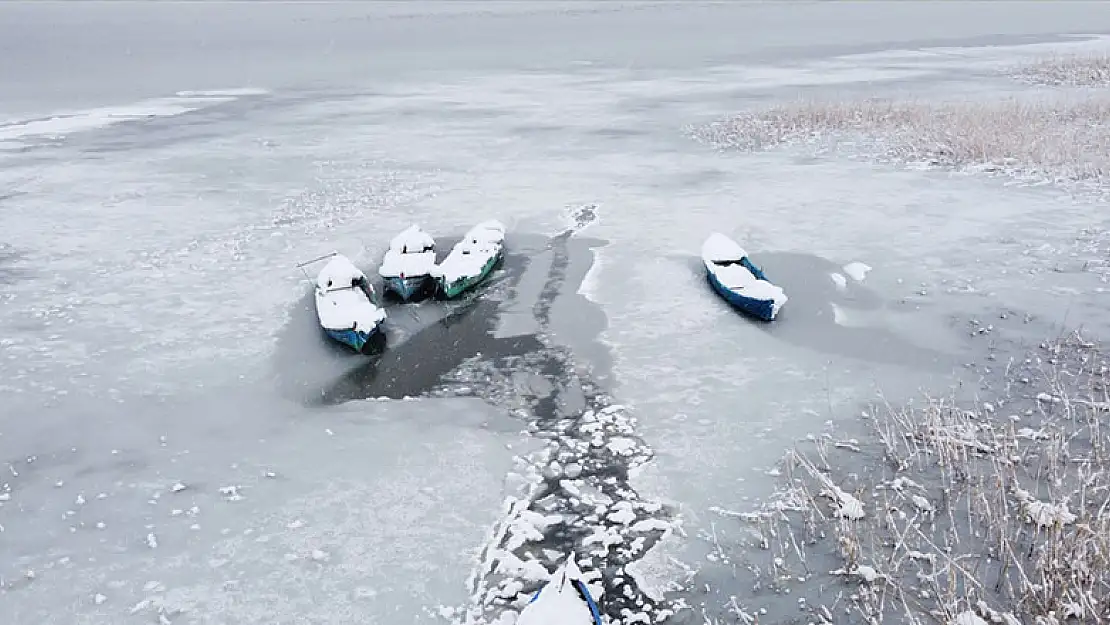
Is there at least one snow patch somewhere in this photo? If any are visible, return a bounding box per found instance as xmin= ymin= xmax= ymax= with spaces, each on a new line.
xmin=313 ymin=254 xmax=387 ymax=332
xmin=576 ymin=249 xmax=603 ymax=305
xmin=702 ymin=234 xmax=788 ymax=312
xmin=174 ymin=88 xmax=270 ymax=97
xmin=0 ymin=94 xmax=243 ymax=144
xmin=843 ymin=261 xmax=872 ymax=282
xmin=378 ymin=224 xmax=437 ymax=278
xmin=430 ymin=220 xmax=506 ymax=284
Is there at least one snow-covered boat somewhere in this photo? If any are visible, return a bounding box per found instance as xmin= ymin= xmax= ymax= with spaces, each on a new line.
xmin=311 ymin=254 xmax=387 ymax=352
xmin=378 ymin=224 xmax=437 ymax=301
xmin=517 ymin=555 xmax=603 ymax=625
xmin=430 ymin=219 xmax=505 ymax=299
xmin=702 ymin=232 xmax=787 ymax=321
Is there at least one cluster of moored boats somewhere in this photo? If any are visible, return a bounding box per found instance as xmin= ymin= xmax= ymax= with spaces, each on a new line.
xmin=302 ymin=219 xmax=506 ymax=353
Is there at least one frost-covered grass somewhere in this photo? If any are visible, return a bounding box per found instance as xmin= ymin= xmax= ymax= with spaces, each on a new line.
xmin=691 ymin=96 xmax=1110 ymax=195
xmin=713 ymin=332 xmax=1110 ymax=625
xmin=1011 ymin=53 xmax=1110 ymax=87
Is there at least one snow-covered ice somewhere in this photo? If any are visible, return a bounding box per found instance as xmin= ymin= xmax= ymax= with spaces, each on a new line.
xmin=5 ymin=2 xmax=1110 ymax=624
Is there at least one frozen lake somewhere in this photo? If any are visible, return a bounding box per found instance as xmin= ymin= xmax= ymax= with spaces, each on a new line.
xmin=3 ymin=1 xmax=1110 ymax=623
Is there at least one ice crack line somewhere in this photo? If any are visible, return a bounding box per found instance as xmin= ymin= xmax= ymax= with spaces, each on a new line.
xmin=441 ymin=350 xmax=681 ymax=625
xmin=436 ymin=209 xmax=683 ymax=625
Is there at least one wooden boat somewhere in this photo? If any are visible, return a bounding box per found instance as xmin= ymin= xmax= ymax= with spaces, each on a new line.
xmin=378 ymin=224 xmax=437 ymax=301
xmin=306 ymin=253 xmax=387 ymax=352
xmin=517 ymin=555 xmax=603 ymax=625
xmin=701 ymin=232 xmax=787 ymax=321
xmin=430 ymin=220 xmax=505 ymax=299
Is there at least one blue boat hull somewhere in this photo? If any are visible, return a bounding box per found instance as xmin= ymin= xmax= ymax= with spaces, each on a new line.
xmin=384 ymin=275 xmax=428 ymax=301
xmin=324 ymin=325 xmax=384 ymax=353
xmin=707 ymin=269 xmax=778 ymax=322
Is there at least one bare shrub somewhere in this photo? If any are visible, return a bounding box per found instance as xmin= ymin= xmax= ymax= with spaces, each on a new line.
xmin=719 ymin=332 xmax=1110 ymax=624
xmin=1012 ymin=54 xmax=1110 ymax=87
xmin=691 ymin=96 xmax=1110 ymax=193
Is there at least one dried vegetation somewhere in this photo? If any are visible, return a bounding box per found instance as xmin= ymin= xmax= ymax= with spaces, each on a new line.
xmin=712 ymin=333 xmax=1110 ymax=624
xmin=690 ymin=53 xmax=1110 ymax=195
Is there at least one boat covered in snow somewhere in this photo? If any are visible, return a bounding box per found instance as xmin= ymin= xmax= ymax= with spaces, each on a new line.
xmin=517 ymin=555 xmax=603 ymax=625
xmin=312 ymin=254 xmax=387 ymax=352
xmin=378 ymin=224 xmax=437 ymax=301
xmin=430 ymin=219 xmax=505 ymax=298
xmin=701 ymin=232 xmax=787 ymax=321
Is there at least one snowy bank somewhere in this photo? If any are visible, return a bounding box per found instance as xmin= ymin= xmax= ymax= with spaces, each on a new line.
xmin=706 ymin=331 xmax=1110 ymax=624
xmin=1010 ymin=53 xmax=1110 ymax=87
xmin=691 ymin=95 xmax=1110 ymax=198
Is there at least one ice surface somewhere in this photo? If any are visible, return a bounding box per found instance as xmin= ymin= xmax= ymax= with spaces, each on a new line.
xmin=432 ymin=220 xmax=506 ymax=283
xmin=0 ymin=92 xmax=263 ymax=145
xmin=378 ymin=224 xmax=438 ymax=278
xmin=6 ymin=3 xmax=1110 ymax=624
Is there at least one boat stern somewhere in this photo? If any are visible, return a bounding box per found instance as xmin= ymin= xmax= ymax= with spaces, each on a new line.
xmin=324 ymin=323 xmax=385 ymax=354
xmin=385 ymin=275 xmax=428 ymax=301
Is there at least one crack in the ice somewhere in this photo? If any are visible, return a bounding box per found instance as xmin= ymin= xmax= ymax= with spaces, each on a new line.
xmin=432 ymin=206 xmax=685 ymax=625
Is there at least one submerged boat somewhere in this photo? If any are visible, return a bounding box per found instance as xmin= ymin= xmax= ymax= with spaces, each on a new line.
xmin=430 ymin=219 xmax=505 ymax=299
xmin=311 ymin=254 xmax=387 ymax=352
xmin=701 ymin=232 xmax=788 ymax=321
xmin=517 ymin=555 xmax=603 ymax=625
xmin=378 ymin=224 xmax=437 ymax=301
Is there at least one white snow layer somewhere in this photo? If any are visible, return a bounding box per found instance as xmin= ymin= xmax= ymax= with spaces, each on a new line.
xmin=431 ymin=220 xmax=506 ymax=283
xmin=0 ymin=91 xmax=265 ymax=143
xmin=314 ymin=255 xmax=386 ymax=331
xmin=700 ymin=232 xmax=747 ymax=263
xmin=701 ymin=234 xmax=788 ymax=311
xmin=516 ymin=557 xmax=596 ymax=625
xmin=378 ymin=224 xmax=437 ymax=278
xmin=842 ymin=261 xmax=872 ymax=281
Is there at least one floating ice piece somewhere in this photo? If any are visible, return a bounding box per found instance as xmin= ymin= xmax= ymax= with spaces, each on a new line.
xmin=830 ymin=565 xmax=882 ymax=583
xmin=822 ymin=484 xmax=865 ymax=520
xmin=843 ymin=262 xmax=872 ymax=282
xmin=829 ymin=272 xmax=847 ymax=290
xmin=218 ymin=485 xmax=244 ymax=501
